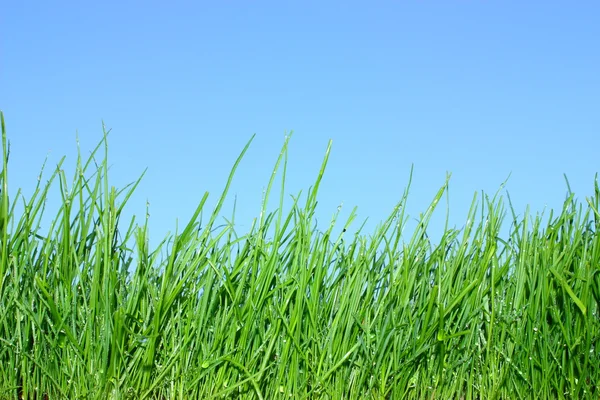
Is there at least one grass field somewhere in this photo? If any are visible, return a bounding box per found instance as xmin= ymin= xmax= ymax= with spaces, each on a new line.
xmin=1 ymin=112 xmax=599 ymax=399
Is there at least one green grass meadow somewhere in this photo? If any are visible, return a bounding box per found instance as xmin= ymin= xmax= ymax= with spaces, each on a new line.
xmin=1 ymin=112 xmax=599 ymax=399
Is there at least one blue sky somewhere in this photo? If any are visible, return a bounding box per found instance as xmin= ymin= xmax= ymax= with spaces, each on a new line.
xmin=2 ymin=1 xmax=599 ymax=246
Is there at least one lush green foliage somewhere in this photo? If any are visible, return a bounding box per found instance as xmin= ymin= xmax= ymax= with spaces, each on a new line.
xmin=1 ymin=113 xmax=599 ymax=399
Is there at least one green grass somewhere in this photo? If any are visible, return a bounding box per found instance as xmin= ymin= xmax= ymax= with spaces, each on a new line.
xmin=0 ymin=111 xmax=599 ymax=399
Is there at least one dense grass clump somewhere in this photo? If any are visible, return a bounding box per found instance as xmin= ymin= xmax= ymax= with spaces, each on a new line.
xmin=0 ymin=113 xmax=599 ymax=399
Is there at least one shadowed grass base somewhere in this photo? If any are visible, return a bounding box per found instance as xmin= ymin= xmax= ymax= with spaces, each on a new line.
xmin=0 ymin=112 xmax=599 ymax=399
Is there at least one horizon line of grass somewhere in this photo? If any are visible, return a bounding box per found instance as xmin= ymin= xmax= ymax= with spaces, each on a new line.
xmin=0 ymin=112 xmax=599 ymax=399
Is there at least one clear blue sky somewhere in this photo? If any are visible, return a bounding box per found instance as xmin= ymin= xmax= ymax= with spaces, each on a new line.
xmin=2 ymin=1 xmax=599 ymax=246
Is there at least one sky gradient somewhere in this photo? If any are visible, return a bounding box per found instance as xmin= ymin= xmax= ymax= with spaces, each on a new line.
xmin=2 ymin=1 xmax=599 ymax=245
